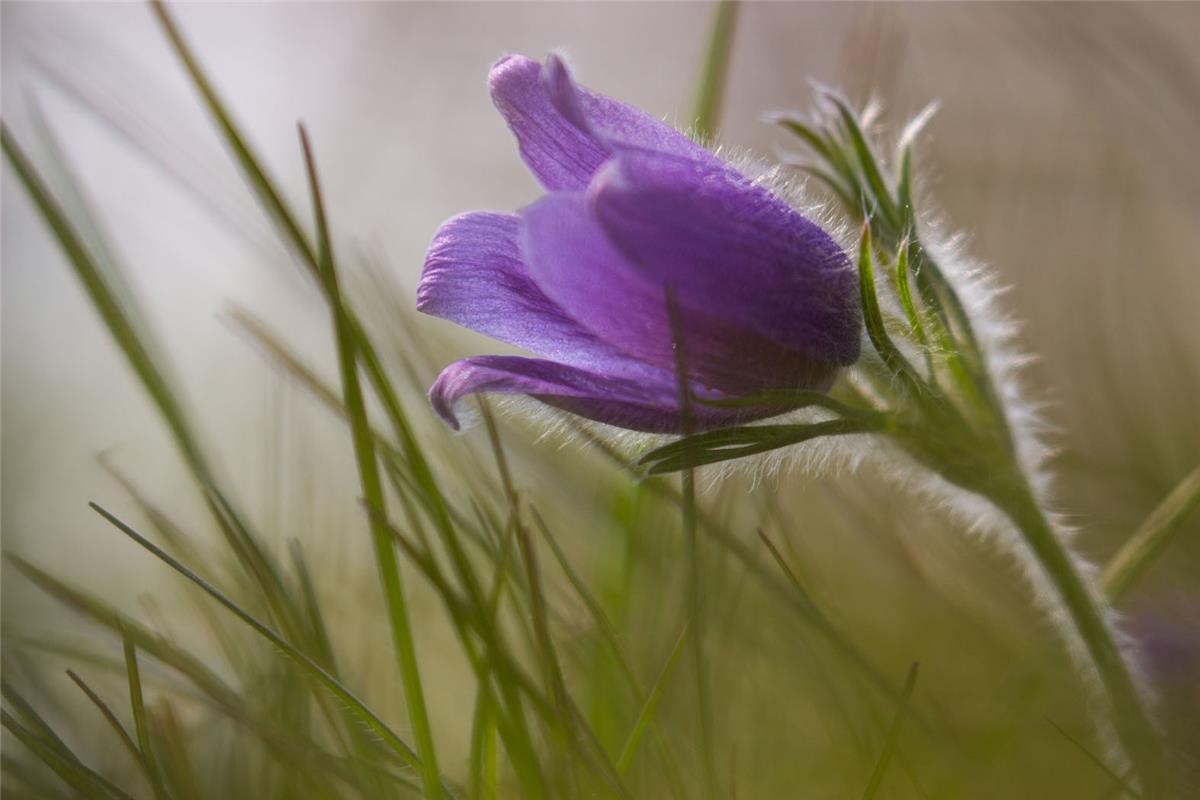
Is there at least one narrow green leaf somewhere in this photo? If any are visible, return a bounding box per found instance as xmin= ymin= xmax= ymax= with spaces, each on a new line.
xmin=641 ymin=418 xmax=876 ymax=475
xmin=821 ymin=92 xmax=901 ymax=234
xmin=690 ymin=0 xmax=739 ymax=141
xmin=861 ymin=662 xmax=919 ymax=800
xmin=1 ymin=703 xmax=138 ymax=800
xmin=857 ymin=226 xmax=925 ymax=394
xmin=665 ymin=286 xmax=718 ymax=800
xmin=85 ymin=502 xmax=439 ymax=784
xmin=298 ymin=124 xmax=444 ymax=799
xmin=123 ymin=637 xmax=171 ymax=800
xmin=615 ymin=623 xmax=689 ymax=776
xmin=63 ymin=670 xmax=144 ymax=777
xmin=528 ymin=506 xmax=687 ymax=796
xmin=0 ymin=123 xmax=299 ymax=641
xmin=1102 ymin=463 xmax=1200 ymax=601
xmin=1047 ymin=719 xmax=1142 ymax=800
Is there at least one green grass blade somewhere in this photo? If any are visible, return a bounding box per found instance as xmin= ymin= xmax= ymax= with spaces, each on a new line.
xmin=665 ymin=287 xmax=717 ymax=800
xmin=1102 ymin=463 xmax=1200 ymax=601
xmin=149 ymin=702 xmax=203 ymax=800
xmin=63 ymin=670 xmax=144 ymax=776
xmin=861 ymin=662 xmax=919 ymax=800
xmin=85 ymin=502 xmax=441 ymax=784
xmin=615 ymin=623 xmax=688 ymax=776
xmin=1048 ymin=719 xmax=1142 ymax=800
xmin=0 ymin=124 xmax=300 ymax=642
xmin=123 ymin=638 xmax=172 ymax=800
xmin=1 ymin=702 xmax=138 ymax=800
xmin=149 ymin=0 xmax=315 ymax=266
xmin=298 ymin=124 xmax=444 ymax=799
xmin=690 ymin=0 xmax=739 ymax=141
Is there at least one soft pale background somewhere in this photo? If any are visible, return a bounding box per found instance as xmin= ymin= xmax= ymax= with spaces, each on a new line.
xmin=3 ymin=2 xmax=1200 ymax=784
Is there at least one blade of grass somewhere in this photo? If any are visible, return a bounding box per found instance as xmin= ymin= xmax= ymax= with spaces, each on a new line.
xmin=861 ymin=662 xmax=919 ymax=800
xmin=298 ymin=124 xmax=443 ymax=799
xmin=528 ymin=506 xmax=687 ymax=798
xmin=10 ymin=568 xmax=418 ymax=794
xmin=665 ymin=286 xmax=717 ymax=800
xmin=565 ymin=419 xmax=916 ymax=715
xmin=615 ymin=623 xmax=689 ymax=776
xmin=478 ymin=402 xmax=578 ymax=794
xmin=149 ymin=702 xmax=202 ymax=800
xmin=151 ymin=2 xmax=467 ymax=587
xmin=1102 ymin=463 xmax=1200 ymax=601
xmin=1048 ymin=719 xmax=1142 ymax=800
xmin=0 ymin=123 xmax=299 ymax=641
xmin=1 ymin=710 xmax=127 ymax=800
xmin=123 ymin=637 xmax=171 ymax=800
xmin=690 ymin=0 xmax=739 ymax=141
xmin=63 ymin=670 xmax=144 ymax=776
xmin=85 ymin=502 xmax=442 ymax=786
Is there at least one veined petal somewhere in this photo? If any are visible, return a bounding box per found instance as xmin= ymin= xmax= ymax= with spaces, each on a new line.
xmin=429 ymin=355 xmax=788 ymax=434
xmin=520 ymin=193 xmax=839 ymax=395
xmin=589 ymin=149 xmax=862 ymax=367
xmin=417 ymin=211 xmax=657 ymax=380
xmin=541 ymin=53 xmax=715 ymax=161
xmin=488 ymin=54 xmax=714 ymax=192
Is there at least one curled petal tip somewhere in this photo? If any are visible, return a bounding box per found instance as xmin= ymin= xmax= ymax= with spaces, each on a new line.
xmin=541 ymin=51 xmax=592 ymax=136
xmin=428 ymin=370 xmax=464 ymax=431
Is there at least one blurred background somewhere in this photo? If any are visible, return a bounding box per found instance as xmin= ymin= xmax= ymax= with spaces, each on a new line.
xmin=3 ymin=2 xmax=1199 ymax=797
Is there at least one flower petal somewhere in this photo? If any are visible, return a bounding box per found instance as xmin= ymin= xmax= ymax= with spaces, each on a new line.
xmin=590 ymin=149 xmax=862 ymax=367
xmin=429 ymin=355 xmax=785 ymax=434
xmin=417 ymin=211 xmax=662 ymax=382
xmin=520 ymin=193 xmax=839 ymax=395
xmin=541 ymin=54 xmax=715 ymax=161
xmin=488 ymin=54 xmax=714 ymax=192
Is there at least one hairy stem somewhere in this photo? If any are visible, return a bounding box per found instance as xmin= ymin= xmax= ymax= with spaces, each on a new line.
xmin=985 ymin=480 xmax=1164 ymax=797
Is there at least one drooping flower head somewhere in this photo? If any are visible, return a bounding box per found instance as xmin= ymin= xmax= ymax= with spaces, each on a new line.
xmin=417 ymin=54 xmax=861 ymax=433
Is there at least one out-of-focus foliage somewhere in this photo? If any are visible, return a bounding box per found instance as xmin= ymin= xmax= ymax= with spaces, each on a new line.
xmin=3 ymin=3 xmax=1198 ymax=799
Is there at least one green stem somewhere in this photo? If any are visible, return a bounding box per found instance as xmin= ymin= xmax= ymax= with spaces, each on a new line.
xmin=299 ymin=127 xmax=443 ymax=798
xmin=1102 ymin=463 xmax=1200 ymax=602
xmin=986 ymin=481 xmax=1165 ymax=797
xmin=690 ymin=0 xmax=739 ymax=141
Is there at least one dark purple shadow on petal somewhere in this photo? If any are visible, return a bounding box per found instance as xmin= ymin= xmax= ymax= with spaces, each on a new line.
xmin=590 ymin=148 xmax=862 ymax=367
xmin=417 ymin=211 xmax=664 ymax=382
xmin=429 ymin=355 xmax=795 ymax=434
xmin=519 ymin=193 xmax=840 ymax=396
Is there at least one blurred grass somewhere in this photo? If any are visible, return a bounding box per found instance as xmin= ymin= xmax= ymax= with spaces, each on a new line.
xmin=3 ymin=2 xmax=1199 ymax=799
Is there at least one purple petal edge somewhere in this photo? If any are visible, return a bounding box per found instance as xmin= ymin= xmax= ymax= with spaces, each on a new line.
xmin=429 ymin=355 xmax=800 ymax=434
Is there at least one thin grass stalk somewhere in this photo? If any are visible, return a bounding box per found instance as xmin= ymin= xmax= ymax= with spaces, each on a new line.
xmin=1102 ymin=463 xmax=1200 ymax=602
xmin=664 ymin=287 xmax=717 ymax=799
xmin=297 ymin=125 xmax=443 ymax=799
xmin=122 ymin=637 xmax=171 ymax=800
xmin=85 ymin=503 xmax=439 ymax=783
xmin=690 ymin=0 xmax=739 ymax=141
xmin=0 ymin=126 xmax=299 ymax=639
xmin=615 ymin=623 xmax=689 ymax=777
xmin=860 ymin=663 xmax=918 ymax=800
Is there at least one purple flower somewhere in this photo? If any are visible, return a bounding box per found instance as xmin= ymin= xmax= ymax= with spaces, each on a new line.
xmin=417 ymin=54 xmax=861 ymax=433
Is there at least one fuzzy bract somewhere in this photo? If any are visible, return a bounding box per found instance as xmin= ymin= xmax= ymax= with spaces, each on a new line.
xmin=418 ymin=54 xmax=861 ymax=433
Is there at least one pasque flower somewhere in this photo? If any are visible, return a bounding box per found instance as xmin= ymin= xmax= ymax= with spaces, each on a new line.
xmin=418 ymin=54 xmax=861 ymax=433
